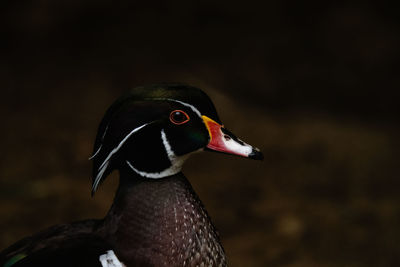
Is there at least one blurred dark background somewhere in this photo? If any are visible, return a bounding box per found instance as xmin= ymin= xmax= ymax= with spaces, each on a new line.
xmin=1 ymin=1 xmax=399 ymax=266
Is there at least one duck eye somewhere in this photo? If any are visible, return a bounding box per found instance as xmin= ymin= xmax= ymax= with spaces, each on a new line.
xmin=170 ymin=110 xmax=190 ymax=125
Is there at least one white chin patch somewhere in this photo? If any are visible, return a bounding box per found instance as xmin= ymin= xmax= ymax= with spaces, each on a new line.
xmin=126 ymin=129 xmax=190 ymax=179
xmin=99 ymin=250 xmax=125 ymax=267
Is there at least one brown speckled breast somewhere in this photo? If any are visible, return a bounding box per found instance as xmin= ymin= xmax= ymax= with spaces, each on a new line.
xmin=98 ymin=171 xmax=227 ymax=267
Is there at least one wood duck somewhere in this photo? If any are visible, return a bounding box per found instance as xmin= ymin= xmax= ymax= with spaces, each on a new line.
xmin=1 ymin=84 xmax=263 ymax=267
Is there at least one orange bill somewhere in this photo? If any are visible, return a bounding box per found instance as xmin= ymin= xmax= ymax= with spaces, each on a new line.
xmin=202 ymin=116 xmax=263 ymax=160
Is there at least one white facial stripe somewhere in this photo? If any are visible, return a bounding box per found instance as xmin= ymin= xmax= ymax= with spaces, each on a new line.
xmin=89 ymin=144 xmax=102 ymax=160
xmin=160 ymin=129 xmax=190 ymax=176
xmin=151 ymin=98 xmax=202 ymax=118
xmin=89 ymin=125 xmax=109 ymax=160
xmin=98 ymin=122 xmax=154 ymax=171
xmin=92 ymin=161 xmax=109 ymax=193
xmin=92 ymin=98 xmax=200 ymax=160
xmin=92 ymin=122 xmax=154 ymax=192
xmin=99 ymin=250 xmax=125 ymax=267
xmin=161 ymin=129 xmax=176 ymax=159
xmin=125 ymin=129 xmax=189 ymax=179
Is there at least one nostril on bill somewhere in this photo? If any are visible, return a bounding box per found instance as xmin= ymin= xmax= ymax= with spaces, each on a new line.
xmin=223 ymin=135 xmax=231 ymax=141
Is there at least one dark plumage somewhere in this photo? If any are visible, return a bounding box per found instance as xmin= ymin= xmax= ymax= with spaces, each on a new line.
xmin=1 ymin=84 xmax=262 ymax=267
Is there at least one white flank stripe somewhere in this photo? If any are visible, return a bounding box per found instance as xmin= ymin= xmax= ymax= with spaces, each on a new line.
xmin=99 ymin=250 xmax=125 ymax=267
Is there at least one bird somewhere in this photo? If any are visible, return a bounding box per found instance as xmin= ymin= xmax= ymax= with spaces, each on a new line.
xmin=0 ymin=84 xmax=263 ymax=267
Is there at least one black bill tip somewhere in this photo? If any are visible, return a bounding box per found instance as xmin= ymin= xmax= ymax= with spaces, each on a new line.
xmin=248 ymin=149 xmax=264 ymax=160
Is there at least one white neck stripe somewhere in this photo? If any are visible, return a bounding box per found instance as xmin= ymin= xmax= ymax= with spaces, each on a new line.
xmin=124 ymin=129 xmax=188 ymax=179
xmin=126 ymin=160 xmax=181 ymax=179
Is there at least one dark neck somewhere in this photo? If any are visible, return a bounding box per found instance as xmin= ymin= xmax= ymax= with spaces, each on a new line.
xmin=99 ymin=168 xmax=227 ymax=266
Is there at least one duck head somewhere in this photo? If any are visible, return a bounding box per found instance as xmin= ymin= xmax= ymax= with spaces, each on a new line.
xmin=91 ymin=84 xmax=263 ymax=194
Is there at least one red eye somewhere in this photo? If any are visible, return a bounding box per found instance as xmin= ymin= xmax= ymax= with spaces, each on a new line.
xmin=170 ymin=110 xmax=190 ymax=125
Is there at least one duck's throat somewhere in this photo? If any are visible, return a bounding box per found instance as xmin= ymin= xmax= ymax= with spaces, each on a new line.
xmin=100 ymin=171 xmax=227 ymax=266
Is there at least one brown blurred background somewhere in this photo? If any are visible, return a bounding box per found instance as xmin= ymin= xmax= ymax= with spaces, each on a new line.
xmin=1 ymin=1 xmax=399 ymax=266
